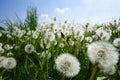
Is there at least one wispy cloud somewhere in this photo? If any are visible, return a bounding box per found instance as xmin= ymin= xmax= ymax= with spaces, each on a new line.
xmin=40 ymin=14 xmax=51 ymax=22
xmin=68 ymin=0 xmax=120 ymax=23
xmin=55 ymin=8 xmax=70 ymax=14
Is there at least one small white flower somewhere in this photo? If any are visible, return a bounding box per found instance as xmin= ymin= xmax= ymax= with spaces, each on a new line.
xmin=2 ymin=57 xmax=17 ymax=69
xmin=87 ymin=41 xmax=119 ymax=70
xmin=55 ymin=53 xmax=80 ymax=77
xmin=113 ymin=38 xmax=120 ymax=47
xmin=0 ymin=56 xmax=6 ymax=68
xmin=25 ymin=44 xmax=34 ymax=53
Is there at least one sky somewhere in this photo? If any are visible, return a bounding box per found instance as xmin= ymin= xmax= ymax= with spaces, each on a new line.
xmin=0 ymin=0 xmax=120 ymax=24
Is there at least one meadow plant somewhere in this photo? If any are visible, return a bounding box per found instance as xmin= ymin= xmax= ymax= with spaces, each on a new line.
xmin=0 ymin=7 xmax=120 ymax=80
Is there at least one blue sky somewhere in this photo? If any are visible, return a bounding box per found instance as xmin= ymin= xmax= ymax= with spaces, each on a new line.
xmin=0 ymin=0 xmax=120 ymax=24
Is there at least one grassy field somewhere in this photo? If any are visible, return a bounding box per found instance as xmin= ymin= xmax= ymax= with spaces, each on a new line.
xmin=0 ymin=7 xmax=120 ymax=80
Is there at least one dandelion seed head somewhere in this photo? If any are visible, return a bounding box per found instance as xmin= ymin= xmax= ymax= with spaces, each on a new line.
xmin=113 ymin=38 xmax=120 ymax=47
xmin=2 ymin=57 xmax=17 ymax=69
xmin=55 ymin=53 xmax=80 ymax=77
xmin=25 ymin=44 xmax=34 ymax=53
xmin=87 ymin=41 xmax=119 ymax=69
xmin=44 ymin=32 xmax=55 ymax=42
xmin=96 ymin=29 xmax=111 ymax=41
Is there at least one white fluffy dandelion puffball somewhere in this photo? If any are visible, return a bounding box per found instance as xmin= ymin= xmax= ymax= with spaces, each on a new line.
xmin=87 ymin=41 xmax=119 ymax=70
xmin=113 ymin=38 xmax=120 ymax=47
xmin=55 ymin=53 xmax=80 ymax=77
xmin=44 ymin=32 xmax=55 ymax=42
xmin=25 ymin=44 xmax=34 ymax=53
xmin=2 ymin=57 xmax=17 ymax=69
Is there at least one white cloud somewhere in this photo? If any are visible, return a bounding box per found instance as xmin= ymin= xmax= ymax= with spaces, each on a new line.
xmin=80 ymin=16 xmax=118 ymax=25
xmin=70 ymin=0 xmax=120 ymax=23
xmin=55 ymin=8 xmax=70 ymax=14
xmin=40 ymin=14 xmax=51 ymax=22
xmin=40 ymin=14 xmax=49 ymax=19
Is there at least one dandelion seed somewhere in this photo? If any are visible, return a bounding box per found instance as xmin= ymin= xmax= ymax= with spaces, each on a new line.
xmin=95 ymin=29 xmax=111 ymax=41
xmin=87 ymin=41 xmax=119 ymax=70
xmin=55 ymin=53 xmax=80 ymax=77
xmin=113 ymin=38 xmax=120 ymax=47
xmin=44 ymin=32 xmax=55 ymax=42
xmin=25 ymin=44 xmax=34 ymax=53
xmin=2 ymin=57 xmax=16 ymax=69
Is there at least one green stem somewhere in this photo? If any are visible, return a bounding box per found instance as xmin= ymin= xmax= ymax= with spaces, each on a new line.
xmin=61 ymin=75 xmax=65 ymax=80
xmin=89 ymin=65 xmax=98 ymax=80
xmin=25 ymin=55 xmax=29 ymax=75
xmin=0 ymin=69 xmax=6 ymax=76
xmin=46 ymin=58 xmax=48 ymax=77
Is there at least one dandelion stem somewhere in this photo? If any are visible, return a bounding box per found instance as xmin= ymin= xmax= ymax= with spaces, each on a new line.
xmin=89 ymin=65 xmax=98 ymax=80
xmin=0 ymin=69 xmax=6 ymax=76
xmin=61 ymin=75 xmax=65 ymax=80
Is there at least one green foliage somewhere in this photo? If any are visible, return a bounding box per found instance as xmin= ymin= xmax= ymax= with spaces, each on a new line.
xmin=25 ymin=7 xmax=38 ymax=30
xmin=0 ymin=7 xmax=120 ymax=80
